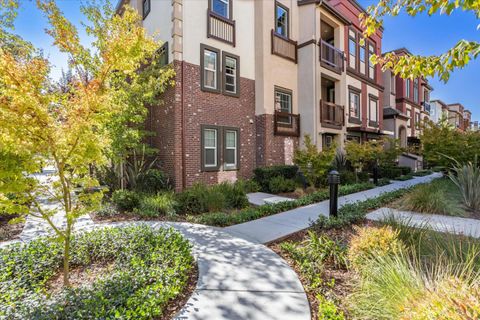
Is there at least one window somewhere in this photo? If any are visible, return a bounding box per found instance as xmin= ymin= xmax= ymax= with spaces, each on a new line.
xmin=369 ymin=96 xmax=378 ymax=124
xmin=142 ymin=0 xmax=151 ymax=19
xmin=202 ymin=127 xmax=218 ymax=169
xmin=406 ymin=109 xmax=412 ymax=128
xmin=415 ymin=112 xmax=421 ymax=129
xmin=211 ymin=0 xmax=230 ymax=19
xmin=349 ymin=89 xmax=361 ymax=119
xmin=200 ymin=44 xmax=220 ymax=93
xmin=275 ymin=87 xmax=292 ymax=124
xmin=224 ymin=129 xmax=238 ymax=169
xmin=223 ymin=52 xmax=240 ymax=96
xmin=424 ymin=89 xmax=429 ymax=102
xmin=323 ymin=134 xmax=334 ymax=148
xmin=406 ymin=79 xmax=411 ymax=99
xmin=359 ymin=43 xmax=366 ymax=74
xmin=368 ymin=43 xmax=375 ymax=79
xmin=413 ymin=78 xmax=419 ymax=103
xmin=390 ymin=74 xmax=396 ymax=94
xmin=348 ymin=29 xmax=357 ymax=69
xmin=201 ymin=126 xmax=239 ymax=171
xmin=275 ymin=2 xmax=289 ymax=38
xmin=158 ymin=42 xmax=168 ymax=67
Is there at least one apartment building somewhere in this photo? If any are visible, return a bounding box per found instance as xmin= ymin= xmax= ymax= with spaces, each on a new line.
xmin=464 ymin=109 xmax=472 ymax=131
xmin=430 ymin=99 xmax=449 ymax=124
xmin=447 ymin=103 xmax=465 ymax=130
xmin=115 ymin=0 xmax=387 ymax=190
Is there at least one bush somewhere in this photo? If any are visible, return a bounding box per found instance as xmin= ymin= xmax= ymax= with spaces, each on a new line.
xmin=136 ymin=169 xmax=170 ymax=193
xmin=111 ymin=189 xmax=141 ymax=212
xmin=253 ymin=165 xmax=298 ymax=191
xmin=398 ymin=166 xmax=412 ymax=175
xmin=378 ymin=178 xmax=390 ymax=186
xmin=357 ymin=171 xmax=370 ymax=183
xmin=235 ymin=179 xmax=261 ymax=193
xmin=268 ymin=176 xmax=297 ymax=194
xmin=348 ymin=226 xmax=402 ymax=271
xmin=0 ymin=225 xmax=194 ymax=319
xmin=213 ymin=181 xmax=249 ymax=209
xmin=412 ymin=169 xmax=432 ymax=177
xmin=175 ymin=183 xmax=226 ymax=215
xmin=137 ymin=192 xmax=176 ymax=217
xmin=339 ymin=170 xmax=357 ymax=185
xmin=379 ymin=165 xmax=403 ymax=179
xmin=396 ymin=174 xmax=413 ymax=181
xmin=317 ymin=295 xmax=345 ymax=320
xmin=95 ymin=204 xmax=118 ymax=218
xmin=449 ymin=161 xmax=480 ymax=211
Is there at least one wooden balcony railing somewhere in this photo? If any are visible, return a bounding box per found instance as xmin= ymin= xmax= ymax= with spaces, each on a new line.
xmin=274 ymin=111 xmax=300 ymax=137
xmin=320 ymin=100 xmax=345 ymax=129
xmin=422 ymin=101 xmax=431 ymax=114
xmin=207 ymin=10 xmax=235 ymax=46
xmin=271 ymin=30 xmax=298 ymax=63
xmin=319 ymin=40 xmax=344 ymax=74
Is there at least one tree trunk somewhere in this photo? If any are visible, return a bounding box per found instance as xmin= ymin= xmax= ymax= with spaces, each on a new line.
xmin=63 ymin=233 xmax=70 ymax=287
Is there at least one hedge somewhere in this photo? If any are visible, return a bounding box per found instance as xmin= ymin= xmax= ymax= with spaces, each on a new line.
xmin=0 ymin=225 xmax=194 ymax=319
xmin=190 ymin=182 xmax=375 ymax=227
xmin=253 ymin=165 xmax=298 ymax=191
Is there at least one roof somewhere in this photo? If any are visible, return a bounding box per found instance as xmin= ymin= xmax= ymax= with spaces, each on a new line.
xmin=297 ymin=0 xmax=351 ymax=25
xmin=430 ymin=99 xmax=448 ymax=107
xmin=383 ymin=107 xmax=410 ymax=119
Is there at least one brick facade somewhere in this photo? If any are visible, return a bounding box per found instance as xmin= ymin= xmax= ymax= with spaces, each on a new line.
xmin=150 ymin=61 xmax=262 ymax=191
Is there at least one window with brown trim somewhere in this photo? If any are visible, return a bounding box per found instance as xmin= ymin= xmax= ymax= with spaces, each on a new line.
xmin=142 ymin=0 xmax=151 ymax=19
xmin=359 ymin=42 xmax=366 ymax=74
xmin=348 ymin=87 xmax=361 ymax=122
xmin=348 ymin=29 xmax=357 ymax=69
xmin=406 ymin=109 xmax=412 ymax=128
xmin=369 ymin=95 xmax=378 ymax=125
xmin=415 ymin=112 xmax=421 ymax=129
xmin=275 ymin=2 xmax=289 ymax=38
xmin=211 ymin=0 xmax=231 ymax=19
xmin=159 ymin=42 xmax=168 ymax=67
xmin=390 ymin=73 xmax=396 ymax=94
xmin=200 ymin=44 xmax=221 ymax=93
xmin=413 ymin=78 xmax=419 ymax=103
xmin=368 ymin=42 xmax=375 ymax=79
xmin=275 ymin=87 xmax=293 ymax=124
xmin=222 ymin=52 xmax=240 ymax=96
xmin=201 ymin=125 xmax=240 ymax=171
xmin=406 ymin=79 xmax=411 ymax=99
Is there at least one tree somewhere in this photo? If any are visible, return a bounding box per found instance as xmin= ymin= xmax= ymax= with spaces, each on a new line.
xmin=293 ymin=135 xmax=336 ymax=187
xmin=361 ymin=1 xmax=480 ymax=81
xmin=345 ymin=140 xmax=384 ymax=181
xmin=0 ymin=0 xmax=174 ymax=286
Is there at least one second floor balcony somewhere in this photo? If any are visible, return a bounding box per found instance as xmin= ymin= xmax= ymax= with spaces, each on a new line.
xmin=274 ymin=111 xmax=300 ymax=137
xmin=207 ymin=10 xmax=236 ymax=46
xmin=271 ymin=30 xmax=298 ymax=63
xmin=319 ymin=40 xmax=344 ymax=74
xmin=422 ymin=101 xmax=431 ymax=114
xmin=320 ymin=100 xmax=344 ymax=129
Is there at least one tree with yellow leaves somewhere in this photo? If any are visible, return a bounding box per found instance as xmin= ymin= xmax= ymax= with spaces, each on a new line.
xmin=0 ymin=0 xmax=174 ymax=286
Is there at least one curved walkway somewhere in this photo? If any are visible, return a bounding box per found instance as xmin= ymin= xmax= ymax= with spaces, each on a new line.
xmin=1 ymin=221 xmax=310 ymax=320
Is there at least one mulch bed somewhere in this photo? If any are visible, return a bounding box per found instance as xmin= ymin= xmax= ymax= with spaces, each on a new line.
xmin=0 ymin=215 xmax=24 ymax=242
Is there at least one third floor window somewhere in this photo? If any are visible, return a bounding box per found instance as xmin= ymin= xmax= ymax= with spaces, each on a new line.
xmin=212 ymin=0 xmax=230 ymax=19
xmin=406 ymin=79 xmax=411 ymax=99
xmin=413 ymin=78 xmax=419 ymax=103
xmin=275 ymin=2 xmax=289 ymax=38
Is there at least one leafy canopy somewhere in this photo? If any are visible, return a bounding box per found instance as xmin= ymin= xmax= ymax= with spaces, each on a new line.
xmin=361 ymin=0 xmax=480 ymax=81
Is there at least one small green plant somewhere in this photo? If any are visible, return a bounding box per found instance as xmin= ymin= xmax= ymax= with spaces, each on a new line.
xmin=378 ymin=178 xmax=390 ymax=186
xmin=317 ymin=295 xmax=345 ymax=320
xmin=396 ymin=174 xmax=414 ymax=181
xmin=136 ymin=168 xmax=170 ymax=193
xmin=235 ymin=179 xmax=261 ymax=193
xmin=449 ymin=159 xmax=480 ymax=211
xmin=111 ymin=189 xmax=141 ymax=212
xmin=137 ymin=192 xmax=176 ymax=217
xmin=268 ymin=176 xmax=297 ymax=194
xmin=175 ymin=183 xmax=226 ymax=215
xmin=213 ymin=181 xmax=249 ymax=209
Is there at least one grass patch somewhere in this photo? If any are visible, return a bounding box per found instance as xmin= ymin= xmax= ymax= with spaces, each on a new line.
xmin=393 ymin=178 xmax=467 ymax=216
xmin=0 ymin=225 xmax=195 ymax=319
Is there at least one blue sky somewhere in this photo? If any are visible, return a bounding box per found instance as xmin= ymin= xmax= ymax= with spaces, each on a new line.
xmin=10 ymin=0 xmax=480 ymax=120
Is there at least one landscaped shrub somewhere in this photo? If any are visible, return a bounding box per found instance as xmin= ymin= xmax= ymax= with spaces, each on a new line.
xmin=136 ymin=168 xmax=170 ymax=193
xmin=396 ymin=174 xmax=414 ymax=181
xmin=348 ymin=226 xmax=402 ymax=271
xmin=357 ymin=171 xmax=370 ymax=183
xmin=398 ymin=166 xmax=412 ymax=175
xmin=213 ymin=181 xmax=249 ymax=209
xmin=111 ymin=189 xmax=141 ymax=212
xmin=449 ymin=161 xmax=480 ymax=211
xmin=253 ymin=165 xmax=298 ymax=191
xmin=268 ymin=176 xmax=297 ymax=194
xmin=317 ymin=295 xmax=346 ymax=320
xmin=95 ymin=203 xmax=118 ymax=218
xmin=379 ymin=165 xmax=403 ymax=179
xmin=235 ymin=179 xmax=261 ymax=193
xmin=175 ymin=183 xmax=226 ymax=215
xmin=137 ymin=192 xmax=176 ymax=217
xmin=0 ymin=225 xmax=194 ymax=319
xmin=339 ymin=170 xmax=357 ymax=185
xmin=378 ymin=178 xmax=391 ymax=186
xmin=412 ymin=169 xmax=432 ymax=177
xmin=192 ymin=182 xmax=375 ymax=227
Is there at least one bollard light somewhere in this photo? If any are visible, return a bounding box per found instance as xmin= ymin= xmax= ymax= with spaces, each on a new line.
xmin=328 ymin=170 xmax=340 ymax=217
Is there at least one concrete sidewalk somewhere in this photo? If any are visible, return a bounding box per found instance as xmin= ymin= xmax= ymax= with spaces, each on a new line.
xmin=224 ymin=173 xmax=442 ymax=244
xmin=367 ymin=207 xmax=480 ymax=239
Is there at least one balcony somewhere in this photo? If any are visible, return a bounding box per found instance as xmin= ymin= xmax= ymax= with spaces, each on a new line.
xmin=207 ymin=10 xmax=235 ymax=46
xmin=319 ymin=40 xmax=344 ymax=74
xmin=271 ymin=30 xmax=298 ymax=63
xmin=274 ymin=111 xmax=300 ymax=137
xmin=320 ymin=100 xmax=344 ymax=129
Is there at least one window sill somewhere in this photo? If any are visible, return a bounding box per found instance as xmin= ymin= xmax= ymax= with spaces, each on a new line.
xmin=348 ymin=117 xmax=362 ymax=125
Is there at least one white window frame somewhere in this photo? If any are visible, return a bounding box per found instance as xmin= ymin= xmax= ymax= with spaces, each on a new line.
xmin=275 ymin=88 xmax=293 ymax=124
xmin=406 ymin=79 xmax=411 ymax=99
xmin=224 ymin=130 xmax=238 ymax=169
xmin=224 ymin=56 xmax=237 ymax=94
xmin=349 ymin=90 xmax=361 ymax=119
xmin=204 ymin=49 xmax=218 ymax=90
xmin=203 ymin=128 xmax=218 ymax=168
xmin=368 ymin=43 xmax=375 ymax=79
xmin=212 ymin=0 xmax=230 ymax=19
xmin=369 ymin=98 xmax=378 ymax=123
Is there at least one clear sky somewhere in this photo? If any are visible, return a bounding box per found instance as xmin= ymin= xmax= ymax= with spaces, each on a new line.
xmin=10 ymin=0 xmax=480 ymax=120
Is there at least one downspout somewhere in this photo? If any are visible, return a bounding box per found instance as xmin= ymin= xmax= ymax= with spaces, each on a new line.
xmin=181 ymin=60 xmax=186 ymax=190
